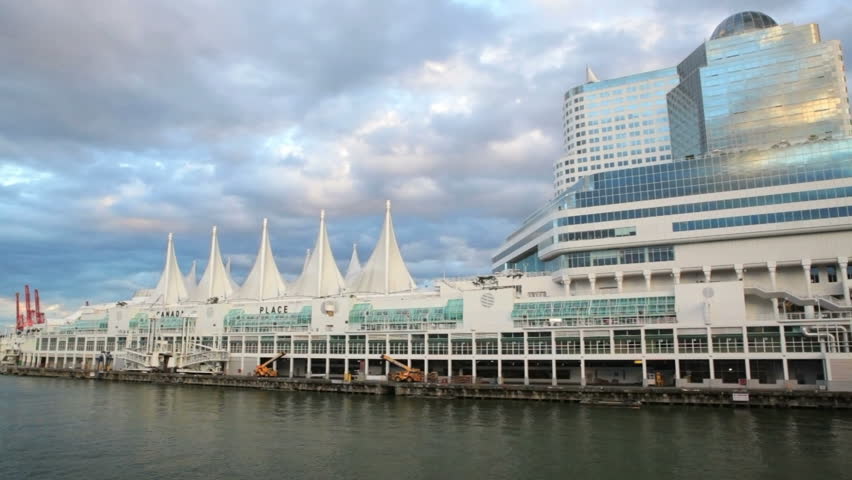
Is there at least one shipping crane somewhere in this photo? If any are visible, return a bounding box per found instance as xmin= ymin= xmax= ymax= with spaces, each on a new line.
xmin=254 ymin=353 xmax=286 ymax=377
xmin=13 ymin=286 xmax=47 ymax=331
xmin=381 ymin=354 xmax=437 ymax=383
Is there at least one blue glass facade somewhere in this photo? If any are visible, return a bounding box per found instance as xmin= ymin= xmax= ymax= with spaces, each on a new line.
xmin=668 ymin=21 xmax=851 ymax=160
xmin=673 ymin=205 xmax=852 ymax=232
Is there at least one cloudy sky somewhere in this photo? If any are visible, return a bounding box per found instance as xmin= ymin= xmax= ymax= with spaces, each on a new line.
xmin=1 ymin=0 xmax=849 ymax=325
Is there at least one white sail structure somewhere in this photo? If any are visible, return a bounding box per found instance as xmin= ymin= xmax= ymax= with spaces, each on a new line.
xmin=236 ymin=218 xmax=288 ymax=300
xmin=152 ymin=233 xmax=191 ymax=305
xmin=193 ymin=226 xmax=236 ymax=302
xmin=344 ymin=244 xmax=361 ymax=285
xmin=586 ymin=65 xmax=600 ymax=83
xmin=348 ymin=201 xmax=416 ymax=295
xmin=302 ymin=249 xmax=311 ymax=274
xmin=290 ymin=210 xmax=345 ymax=297
xmin=184 ymin=260 xmax=198 ymax=289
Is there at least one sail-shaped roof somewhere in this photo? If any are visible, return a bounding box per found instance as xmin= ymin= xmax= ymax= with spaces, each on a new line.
xmin=344 ymin=243 xmax=361 ymax=284
xmin=236 ymin=218 xmax=288 ymax=300
xmin=185 ymin=260 xmax=197 ymax=289
xmin=348 ymin=201 xmax=416 ymax=294
xmin=586 ymin=65 xmax=600 ymax=83
xmin=291 ymin=210 xmax=345 ymax=297
xmin=152 ymin=233 xmax=191 ymax=305
xmin=193 ymin=226 xmax=236 ymax=301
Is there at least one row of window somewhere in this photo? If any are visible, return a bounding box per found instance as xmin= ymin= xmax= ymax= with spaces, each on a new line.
xmin=564 ymin=140 xmax=852 ymax=209
xmin=672 ymin=205 xmax=852 ymax=232
xmin=555 ymin=245 xmax=674 ymax=269
xmin=556 ymin=226 xmax=636 ymax=243
xmin=558 ymin=186 xmax=852 ymax=228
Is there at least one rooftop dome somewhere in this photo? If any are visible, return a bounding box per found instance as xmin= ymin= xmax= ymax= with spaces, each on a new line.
xmin=710 ymin=11 xmax=778 ymax=40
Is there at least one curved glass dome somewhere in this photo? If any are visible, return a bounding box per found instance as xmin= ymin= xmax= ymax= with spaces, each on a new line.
xmin=710 ymin=11 xmax=778 ymax=40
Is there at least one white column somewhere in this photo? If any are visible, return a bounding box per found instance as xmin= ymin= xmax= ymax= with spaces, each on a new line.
xmin=579 ymin=330 xmax=586 ymax=386
xmin=672 ymin=268 xmax=681 ymax=286
xmin=497 ymin=336 xmax=503 ymax=385
xmin=523 ymin=331 xmax=529 ymax=385
xmin=734 ymin=264 xmax=744 ymax=281
xmin=471 ymin=332 xmax=477 ymax=382
xmin=588 ymin=273 xmax=596 ymax=295
xmin=642 ymin=360 xmax=648 ymax=387
xmin=563 ymin=277 xmax=572 ymax=297
xmin=838 ymin=256 xmax=850 ymax=305
xmin=551 ymin=333 xmax=558 ymax=386
xmin=615 ymin=272 xmax=624 ymax=294
xmin=643 ymin=269 xmax=652 ymax=292
xmin=768 ymin=262 xmax=779 ymax=320
xmin=703 ymin=266 xmax=712 ymax=284
xmin=802 ymin=259 xmax=815 ymax=318
xmin=802 ymin=259 xmax=813 ymax=297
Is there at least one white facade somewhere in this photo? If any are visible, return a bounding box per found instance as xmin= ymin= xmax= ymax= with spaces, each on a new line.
xmin=555 ymin=67 xmax=679 ymax=195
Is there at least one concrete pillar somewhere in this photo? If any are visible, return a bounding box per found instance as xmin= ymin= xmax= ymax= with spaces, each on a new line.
xmin=523 ymin=359 xmax=529 ymax=386
xmin=702 ymin=265 xmax=712 ymax=284
xmin=448 ymin=357 xmax=453 ymax=382
xmin=708 ymin=357 xmax=715 ymax=381
xmin=672 ymin=267 xmax=681 ymax=285
xmin=615 ymin=272 xmax=624 ymax=293
xmin=579 ymin=329 xmax=586 ymax=386
xmin=306 ymin=357 xmax=311 ymax=378
xmin=471 ymin=332 xmax=477 ymax=383
xmin=802 ymin=259 xmax=813 ymax=298
xmin=325 ymin=357 xmax=330 ymax=379
xmin=564 ymin=277 xmax=572 ymax=296
xmin=643 ymin=270 xmax=652 ymax=292
xmin=734 ymin=264 xmax=744 ymax=281
xmin=497 ymin=334 xmax=503 ymax=384
xmin=641 ymin=360 xmax=648 ymax=387
xmin=588 ymin=273 xmax=596 ymax=295
xmin=424 ymin=335 xmax=429 ymax=382
xmin=551 ymin=358 xmax=557 ymax=386
xmin=782 ymin=358 xmax=789 ymax=381
xmin=768 ymin=262 xmax=779 ymax=319
xmin=838 ymin=256 xmax=850 ymax=304
xmin=675 ymin=358 xmax=681 ymax=380
xmin=609 ymin=329 xmax=615 ymax=355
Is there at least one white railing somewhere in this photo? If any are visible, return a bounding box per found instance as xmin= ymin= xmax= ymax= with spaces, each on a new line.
xmin=752 ymin=312 xmax=852 ymax=322
xmin=122 ymin=349 xmax=151 ymax=367
xmin=179 ymin=350 xmax=229 ymax=368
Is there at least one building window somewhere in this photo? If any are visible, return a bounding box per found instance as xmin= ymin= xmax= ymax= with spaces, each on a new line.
xmin=810 ymin=266 xmax=820 ymax=284
xmin=827 ymin=266 xmax=838 ymax=283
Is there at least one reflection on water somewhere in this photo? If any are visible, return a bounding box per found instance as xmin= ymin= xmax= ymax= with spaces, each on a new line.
xmin=2 ymin=376 xmax=852 ymax=479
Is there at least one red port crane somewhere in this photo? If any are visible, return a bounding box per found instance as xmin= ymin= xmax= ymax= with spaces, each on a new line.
xmin=15 ymin=292 xmax=23 ymax=331
xmin=13 ymin=285 xmax=46 ymax=331
xmin=24 ymin=285 xmax=33 ymax=328
xmin=34 ymin=289 xmax=45 ymax=324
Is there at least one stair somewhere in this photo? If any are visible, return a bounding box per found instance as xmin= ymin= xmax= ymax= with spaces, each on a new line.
xmin=744 ymin=287 xmax=852 ymax=312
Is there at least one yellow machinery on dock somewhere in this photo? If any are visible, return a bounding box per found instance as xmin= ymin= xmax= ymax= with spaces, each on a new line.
xmin=255 ymin=353 xmax=286 ymax=377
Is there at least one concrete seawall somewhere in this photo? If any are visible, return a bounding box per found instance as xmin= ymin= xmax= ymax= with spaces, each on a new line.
xmin=4 ymin=366 xmax=852 ymax=408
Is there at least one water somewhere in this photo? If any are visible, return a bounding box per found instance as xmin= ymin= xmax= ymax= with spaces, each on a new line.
xmin=2 ymin=377 xmax=852 ymax=480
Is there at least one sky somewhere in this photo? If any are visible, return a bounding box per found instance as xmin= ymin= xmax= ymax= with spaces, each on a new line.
xmin=1 ymin=0 xmax=850 ymax=325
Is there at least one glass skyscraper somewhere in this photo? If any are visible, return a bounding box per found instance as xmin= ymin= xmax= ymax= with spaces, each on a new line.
xmin=668 ymin=12 xmax=851 ymax=160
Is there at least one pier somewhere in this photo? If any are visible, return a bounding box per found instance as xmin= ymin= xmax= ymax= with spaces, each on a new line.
xmin=4 ymin=366 xmax=852 ymax=408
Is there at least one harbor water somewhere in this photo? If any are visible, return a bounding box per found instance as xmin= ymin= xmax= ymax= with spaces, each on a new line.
xmin=2 ymin=376 xmax=852 ymax=479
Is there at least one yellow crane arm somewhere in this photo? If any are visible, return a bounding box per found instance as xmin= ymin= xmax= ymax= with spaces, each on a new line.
xmin=259 ymin=352 xmax=286 ymax=369
xmin=381 ymin=354 xmax=412 ymax=372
